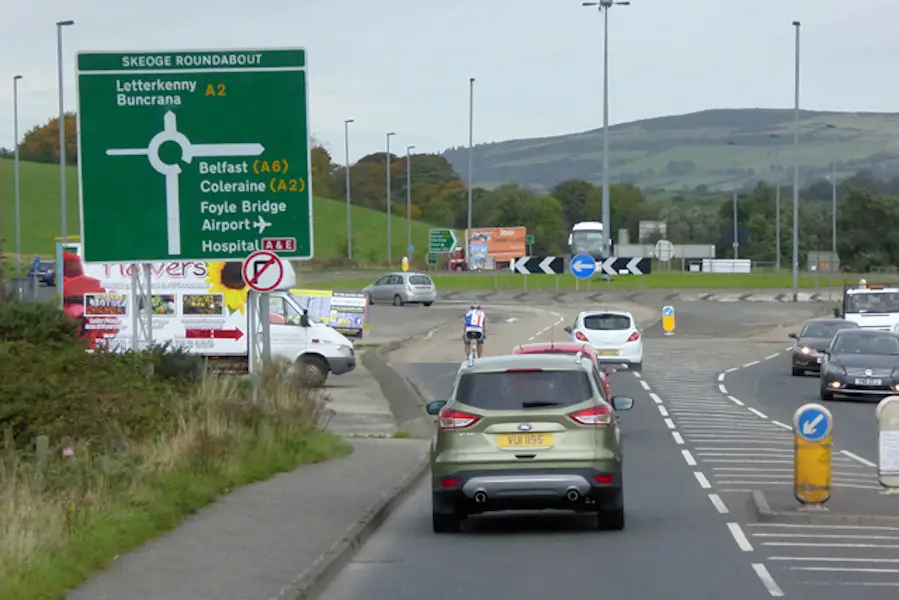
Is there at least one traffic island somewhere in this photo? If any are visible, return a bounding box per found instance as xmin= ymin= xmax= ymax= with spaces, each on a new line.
xmin=750 ymin=488 xmax=899 ymax=525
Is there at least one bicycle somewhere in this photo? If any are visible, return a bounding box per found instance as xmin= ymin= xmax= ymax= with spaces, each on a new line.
xmin=465 ymin=330 xmax=483 ymax=365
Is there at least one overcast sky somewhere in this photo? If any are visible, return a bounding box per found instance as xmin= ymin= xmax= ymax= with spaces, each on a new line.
xmin=0 ymin=0 xmax=895 ymax=164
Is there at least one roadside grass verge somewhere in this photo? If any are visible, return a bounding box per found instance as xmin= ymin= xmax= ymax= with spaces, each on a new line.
xmin=303 ymin=271 xmax=863 ymax=292
xmin=0 ymin=302 xmax=351 ymax=600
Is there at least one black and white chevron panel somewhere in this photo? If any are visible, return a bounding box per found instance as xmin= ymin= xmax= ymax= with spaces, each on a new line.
xmin=596 ymin=257 xmax=652 ymax=275
xmin=511 ymin=256 xmax=565 ymax=275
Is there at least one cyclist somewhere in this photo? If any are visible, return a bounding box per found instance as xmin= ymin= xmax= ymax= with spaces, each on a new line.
xmin=463 ymin=301 xmax=487 ymax=359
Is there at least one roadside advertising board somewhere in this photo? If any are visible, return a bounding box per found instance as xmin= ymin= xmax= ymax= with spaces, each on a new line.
xmin=467 ymin=227 xmax=527 ymax=269
xmin=291 ymin=289 xmax=368 ymax=338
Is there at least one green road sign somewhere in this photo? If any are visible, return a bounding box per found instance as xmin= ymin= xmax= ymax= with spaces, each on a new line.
xmin=429 ymin=228 xmax=458 ymax=253
xmin=526 ymin=234 xmax=534 ymax=245
xmin=426 ymin=252 xmax=438 ymax=266
xmin=76 ymin=48 xmax=312 ymax=263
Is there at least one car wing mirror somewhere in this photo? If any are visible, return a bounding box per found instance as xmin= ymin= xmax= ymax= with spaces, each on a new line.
xmin=425 ymin=400 xmax=447 ymax=416
xmin=564 ymin=326 xmax=573 ymax=334
xmin=611 ymin=396 xmax=634 ymax=411
xmin=788 ymin=332 xmax=797 ymax=339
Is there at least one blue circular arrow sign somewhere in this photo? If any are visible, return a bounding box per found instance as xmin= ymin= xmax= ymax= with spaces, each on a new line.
xmin=570 ymin=253 xmax=597 ymax=280
xmin=663 ymin=306 xmax=674 ymax=317
xmin=793 ymin=403 xmax=833 ymax=442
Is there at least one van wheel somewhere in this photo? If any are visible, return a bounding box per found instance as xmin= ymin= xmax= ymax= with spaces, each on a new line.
xmin=393 ymin=295 xmax=404 ymax=306
xmin=297 ymin=356 xmax=329 ymax=387
xmin=423 ymin=302 xmax=433 ymax=307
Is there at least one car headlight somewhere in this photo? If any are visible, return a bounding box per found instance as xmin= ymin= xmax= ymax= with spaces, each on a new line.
xmin=799 ymin=345 xmax=810 ymax=354
xmin=338 ymin=344 xmax=354 ymax=356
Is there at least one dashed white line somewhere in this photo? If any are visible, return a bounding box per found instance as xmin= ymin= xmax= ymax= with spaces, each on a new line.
xmin=682 ymin=449 xmax=697 ymax=466
xmin=717 ymin=373 xmax=725 ymax=382
xmin=649 ymin=392 xmax=662 ymax=404
xmin=718 ymin=384 xmax=727 ymax=394
xmin=752 ymin=563 xmax=784 ymax=596
xmin=772 ymin=420 xmax=792 ymax=431
xmin=765 ymin=353 xmax=779 ymax=360
xmin=841 ymin=449 xmax=877 ymax=468
xmin=727 ymin=395 xmax=744 ymax=406
xmin=694 ymin=471 xmax=712 ymax=488
xmin=725 ymin=367 xmax=738 ymax=373
xmin=640 ymin=379 xmax=651 ymax=390
xmin=527 ymin=336 xmax=536 ymax=341
xmin=708 ymin=493 xmax=729 ymax=514
xmin=658 ymin=405 xmax=669 ymax=417
xmin=632 ymin=372 xmax=641 ymax=379
xmin=743 ymin=360 xmax=760 ymax=368
xmin=664 ymin=418 xmax=676 ymax=430
xmin=727 ymin=522 xmax=754 ymax=551
xmin=747 ymin=407 xmax=768 ymax=419
xmin=672 ymin=431 xmax=684 ymax=445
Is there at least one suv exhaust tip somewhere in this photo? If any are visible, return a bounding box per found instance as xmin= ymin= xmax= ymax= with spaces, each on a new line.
xmin=565 ymin=488 xmax=580 ymax=502
xmin=473 ymin=491 xmax=488 ymax=504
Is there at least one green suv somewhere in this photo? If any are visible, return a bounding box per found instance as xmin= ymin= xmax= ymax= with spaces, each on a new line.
xmin=424 ymin=352 xmax=633 ymax=533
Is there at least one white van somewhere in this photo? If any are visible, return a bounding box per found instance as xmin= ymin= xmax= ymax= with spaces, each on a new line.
xmin=62 ymin=249 xmax=356 ymax=386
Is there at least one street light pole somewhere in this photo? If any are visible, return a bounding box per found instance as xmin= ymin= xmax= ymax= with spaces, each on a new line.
xmin=583 ymin=0 xmax=630 ymax=256
xmin=406 ymin=145 xmax=415 ymax=258
xmin=467 ymin=77 xmax=474 ymax=263
xmin=56 ymin=19 xmax=74 ymax=244
xmin=344 ymin=119 xmax=354 ymax=260
xmin=791 ymin=20 xmax=801 ymax=301
xmin=385 ymin=132 xmax=395 ymax=265
xmin=825 ymin=124 xmax=837 ymax=264
xmin=733 ymin=188 xmax=739 ymax=260
xmin=13 ymin=75 xmax=23 ymax=271
xmin=769 ymin=134 xmax=781 ymax=270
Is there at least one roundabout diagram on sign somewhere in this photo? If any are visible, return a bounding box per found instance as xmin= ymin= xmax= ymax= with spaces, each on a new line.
xmin=105 ymin=110 xmax=265 ymax=255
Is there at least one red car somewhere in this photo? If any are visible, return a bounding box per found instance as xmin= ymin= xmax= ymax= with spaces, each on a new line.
xmin=511 ymin=341 xmax=625 ymax=397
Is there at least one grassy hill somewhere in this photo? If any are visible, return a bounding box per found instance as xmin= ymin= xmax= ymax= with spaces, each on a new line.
xmin=0 ymin=158 xmax=444 ymax=264
xmin=442 ymin=108 xmax=899 ymax=193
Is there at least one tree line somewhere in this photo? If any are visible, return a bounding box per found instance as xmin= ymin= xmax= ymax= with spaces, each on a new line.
xmin=5 ymin=115 xmax=899 ymax=269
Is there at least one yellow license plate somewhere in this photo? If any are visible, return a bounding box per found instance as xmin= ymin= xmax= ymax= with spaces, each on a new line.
xmin=596 ymin=350 xmax=620 ymax=356
xmin=497 ymin=433 xmax=553 ymax=448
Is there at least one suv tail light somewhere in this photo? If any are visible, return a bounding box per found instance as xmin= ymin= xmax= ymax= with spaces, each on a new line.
xmin=575 ymin=331 xmax=588 ymax=342
xmin=438 ymin=408 xmax=480 ymax=429
xmin=627 ymin=331 xmax=640 ymax=342
xmin=569 ymin=404 xmax=612 ymax=426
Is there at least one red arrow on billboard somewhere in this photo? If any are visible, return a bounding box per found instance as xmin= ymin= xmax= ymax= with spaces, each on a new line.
xmin=185 ymin=328 xmax=244 ymax=340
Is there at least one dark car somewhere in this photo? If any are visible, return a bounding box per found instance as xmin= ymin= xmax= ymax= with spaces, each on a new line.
xmin=26 ymin=259 xmax=56 ymax=286
xmin=789 ymin=318 xmax=859 ymax=376
xmin=820 ymin=329 xmax=899 ymax=401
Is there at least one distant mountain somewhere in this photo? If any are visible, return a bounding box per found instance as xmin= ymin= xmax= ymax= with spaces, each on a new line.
xmin=442 ymin=108 xmax=899 ymax=193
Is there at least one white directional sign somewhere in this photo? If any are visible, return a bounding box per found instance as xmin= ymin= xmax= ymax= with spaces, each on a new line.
xmin=598 ymin=257 xmax=650 ymax=276
xmin=512 ymin=256 xmax=564 ymax=275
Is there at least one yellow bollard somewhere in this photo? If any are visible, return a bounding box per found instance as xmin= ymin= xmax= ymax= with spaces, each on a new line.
xmin=662 ymin=305 xmax=675 ymax=336
xmin=401 ymin=256 xmax=409 ymax=272
xmin=793 ymin=403 xmax=833 ymax=507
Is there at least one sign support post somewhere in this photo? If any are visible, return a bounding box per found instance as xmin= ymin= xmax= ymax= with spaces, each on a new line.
xmin=876 ymin=396 xmax=899 ymax=493
xmin=793 ymin=402 xmax=833 ymax=509
xmin=129 ymin=264 xmax=154 ymax=352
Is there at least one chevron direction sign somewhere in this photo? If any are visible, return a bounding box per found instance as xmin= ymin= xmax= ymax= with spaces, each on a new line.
xmin=511 ymin=256 xmax=565 ymax=275
xmin=597 ymin=257 xmax=652 ymax=276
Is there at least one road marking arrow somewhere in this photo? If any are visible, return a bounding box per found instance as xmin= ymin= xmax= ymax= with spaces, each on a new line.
xmin=802 ymin=413 xmax=824 ymax=436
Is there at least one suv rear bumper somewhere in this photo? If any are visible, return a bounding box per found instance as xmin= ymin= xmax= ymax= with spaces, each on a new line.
xmin=433 ymin=467 xmax=622 ymax=513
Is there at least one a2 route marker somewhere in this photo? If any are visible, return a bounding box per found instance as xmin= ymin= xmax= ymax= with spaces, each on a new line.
xmin=241 ymin=250 xmax=284 ymax=292
xmin=793 ymin=403 xmax=833 ymax=507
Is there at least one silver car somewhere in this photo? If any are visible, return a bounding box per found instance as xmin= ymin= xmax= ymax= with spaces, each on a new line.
xmin=363 ymin=272 xmax=437 ymax=306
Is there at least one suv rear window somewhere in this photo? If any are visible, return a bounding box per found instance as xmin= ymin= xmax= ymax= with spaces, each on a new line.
xmin=455 ymin=370 xmax=593 ymax=410
xmin=408 ymin=275 xmax=432 ymax=285
xmin=583 ymin=314 xmax=631 ymax=330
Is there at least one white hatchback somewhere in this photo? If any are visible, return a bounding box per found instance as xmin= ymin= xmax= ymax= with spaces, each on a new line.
xmin=565 ymin=310 xmax=644 ymax=370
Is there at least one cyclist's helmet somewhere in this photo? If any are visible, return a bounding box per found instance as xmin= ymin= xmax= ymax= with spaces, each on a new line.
xmin=470 ymin=301 xmax=480 ymax=311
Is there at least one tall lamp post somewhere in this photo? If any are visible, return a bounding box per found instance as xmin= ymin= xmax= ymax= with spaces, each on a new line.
xmin=582 ymin=0 xmax=630 ymax=255
xmin=344 ymin=119 xmax=354 ymax=259
xmin=770 ymin=133 xmax=781 ymax=270
xmin=466 ymin=77 xmax=474 ymax=263
xmin=385 ymin=132 xmax=396 ymax=265
xmin=726 ymin=140 xmax=739 ymax=259
xmin=825 ymin=123 xmax=837 ymax=264
xmin=56 ymin=19 xmax=75 ymax=243
xmin=406 ymin=145 xmax=415 ymax=258
xmin=13 ymin=75 xmax=23 ymax=271
xmin=791 ymin=20 xmax=801 ymax=302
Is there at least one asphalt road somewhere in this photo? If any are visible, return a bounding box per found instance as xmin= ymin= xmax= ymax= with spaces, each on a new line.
xmin=316 ymin=369 xmax=769 ymax=600
xmin=722 ymin=352 xmax=881 ymax=473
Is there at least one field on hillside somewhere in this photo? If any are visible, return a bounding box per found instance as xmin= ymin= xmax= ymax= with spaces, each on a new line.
xmin=0 ymin=158 xmax=446 ymax=264
xmin=444 ymin=109 xmax=899 ymax=192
